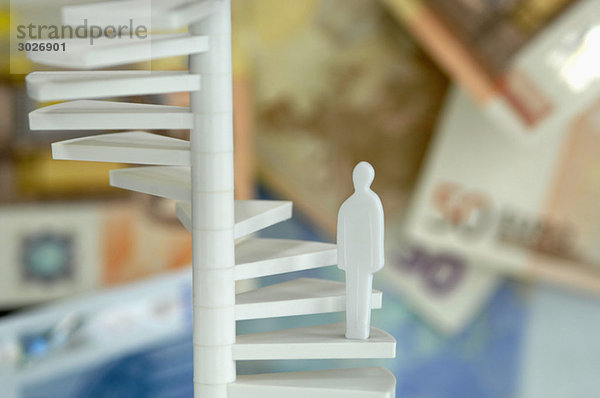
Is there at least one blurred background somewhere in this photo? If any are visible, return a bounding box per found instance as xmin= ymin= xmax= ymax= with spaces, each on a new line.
xmin=1 ymin=0 xmax=600 ymax=397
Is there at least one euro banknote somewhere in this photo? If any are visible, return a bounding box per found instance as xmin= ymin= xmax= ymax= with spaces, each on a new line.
xmin=382 ymin=0 xmax=600 ymax=134
xmin=383 ymin=220 xmax=500 ymax=334
xmin=0 ymin=198 xmax=192 ymax=308
xmin=405 ymin=86 xmax=600 ymax=293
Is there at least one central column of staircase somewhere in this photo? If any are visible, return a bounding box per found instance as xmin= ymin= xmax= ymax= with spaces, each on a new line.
xmin=189 ymin=1 xmax=236 ymax=396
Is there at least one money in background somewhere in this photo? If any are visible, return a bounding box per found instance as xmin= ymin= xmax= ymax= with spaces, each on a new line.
xmin=384 ymin=219 xmax=500 ymax=334
xmin=405 ymin=86 xmax=600 ymax=293
xmin=0 ymin=199 xmax=191 ymax=308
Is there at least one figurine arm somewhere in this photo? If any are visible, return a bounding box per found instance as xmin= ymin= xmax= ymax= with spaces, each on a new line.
xmin=370 ymin=198 xmax=385 ymax=273
xmin=337 ymin=204 xmax=346 ymax=270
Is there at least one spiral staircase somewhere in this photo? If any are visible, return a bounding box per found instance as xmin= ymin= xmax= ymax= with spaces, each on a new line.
xmin=25 ymin=1 xmax=397 ymax=397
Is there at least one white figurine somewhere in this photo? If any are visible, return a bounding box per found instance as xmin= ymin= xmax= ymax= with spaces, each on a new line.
xmin=337 ymin=161 xmax=385 ymax=340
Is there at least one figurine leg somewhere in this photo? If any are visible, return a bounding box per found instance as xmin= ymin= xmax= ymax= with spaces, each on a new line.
xmin=345 ymin=269 xmax=373 ymax=340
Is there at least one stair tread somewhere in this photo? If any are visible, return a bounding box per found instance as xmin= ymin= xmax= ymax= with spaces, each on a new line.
xmin=230 ymin=367 xmax=396 ymax=398
xmin=235 ymin=278 xmax=382 ymax=320
xmin=27 ymin=34 xmax=208 ymax=69
xmin=27 ymin=71 xmax=201 ymax=101
xmin=52 ymin=132 xmax=190 ymax=165
xmin=233 ymin=322 xmax=395 ymax=360
xmin=177 ymin=200 xmax=292 ymax=239
xmin=62 ymin=0 xmax=218 ymax=30
xmin=110 ymin=166 xmax=189 ymax=200
xmin=235 ymin=238 xmax=336 ymax=280
xmin=110 ymin=166 xmax=189 ymax=201
xmin=120 ymin=171 xmax=295 ymax=238
xmin=30 ymin=101 xmax=192 ymax=131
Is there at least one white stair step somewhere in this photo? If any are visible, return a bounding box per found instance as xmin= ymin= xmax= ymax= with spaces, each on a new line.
xmin=233 ymin=201 xmax=292 ymax=238
xmin=27 ymin=34 xmax=208 ymax=69
xmin=152 ymin=0 xmax=218 ymax=29
xmin=113 ymin=169 xmax=295 ymax=240
xmin=235 ymin=278 xmax=382 ymax=320
xmin=176 ymin=200 xmax=292 ymax=239
xmin=30 ymin=100 xmax=192 ymax=131
xmin=233 ymin=323 xmax=395 ymax=360
xmin=235 ymin=238 xmax=336 ymax=280
xmin=111 ymin=168 xmax=303 ymax=212
xmin=27 ymin=71 xmax=201 ymax=102
xmin=229 ymin=367 xmax=396 ymax=398
xmin=63 ymin=0 xmax=218 ymax=31
xmin=110 ymin=166 xmax=189 ymax=200
xmin=52 ymin=132 xmax=190 ymax=166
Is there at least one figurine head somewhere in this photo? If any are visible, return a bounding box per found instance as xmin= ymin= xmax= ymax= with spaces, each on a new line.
xmin=352 ymin=161 xmax=375 ymax=191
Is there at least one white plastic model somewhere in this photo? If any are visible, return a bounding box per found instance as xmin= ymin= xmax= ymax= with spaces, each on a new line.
xmin=338 ymin=162 xmax=385 ymax=339
xmin=25 ymin=1 xmax=396 ymax=397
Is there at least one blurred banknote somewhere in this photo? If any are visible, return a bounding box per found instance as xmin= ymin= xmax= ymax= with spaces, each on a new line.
xmin=0 ymin=199 xmax=191 ymax=308
xmin=380 ymin=277 xmax=600 ymax=398
xmin=383 ymin=223 xmax=500 ymax=334
xmin=0 ymin=269 xmax=193 ymax=398
xmin=382 ymin=0 xmax=600 ymax=133
xmin=405 ymin=86 xmax=600 ymax=293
